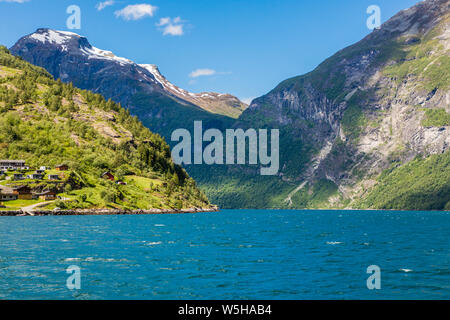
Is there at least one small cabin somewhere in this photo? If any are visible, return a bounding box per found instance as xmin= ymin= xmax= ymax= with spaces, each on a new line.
xmin=116 ymin=180 xmax=127 ymax=185
xmin=35 ymin=169 xmax=45 ymax=174
xmin=101 ymin=171 xmax=115 ymax=181
xmin=13 ymin=185 xmax=33 ymax=200
xmin=39 ymin=166 xmax=48 ymax=171
xmin=13 ymin=173 xmax=24 ymax=180
xmin=37 ymin=190 xmax=57 ymax=201
xmin=48 ymin=174 xmax=60 ymax=180
xmin=55 ymin=164 xmax=68 ymax=171
xmin=0 ymin=186 xmax=18 ymax=201
xmin=28 ymin=173 xmax=44 ymax=180
xmin=0 ymin=159 xmax=28 ymax=171
xmin=0 ymin=193 xmax=18 ymax=201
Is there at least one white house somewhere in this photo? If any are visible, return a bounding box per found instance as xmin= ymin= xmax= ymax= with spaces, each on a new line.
xmin=0 ymin=160 xmax=28 ymax=171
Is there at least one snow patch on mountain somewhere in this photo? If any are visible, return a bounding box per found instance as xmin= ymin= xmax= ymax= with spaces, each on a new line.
xmin=28 ymin=29 xmax=132 ymax=66
xmin=139 ymin=64 xmax=195 ymax=98
xmin=30 ymin=29 xmax=79 ymax=45
xmin=29 ymin=29 xmax=80 ymax=51
xmin=139 ymin=64 xmax=233 ymax=101
xmin=80 ymin=46 xmax=133 ymax=66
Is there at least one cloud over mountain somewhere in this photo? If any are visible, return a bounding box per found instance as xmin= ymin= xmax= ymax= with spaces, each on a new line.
xmin=115 ymin=4 xmax=157 ymax=21
xmin=189 ymin=69 xmax=216 ymax=78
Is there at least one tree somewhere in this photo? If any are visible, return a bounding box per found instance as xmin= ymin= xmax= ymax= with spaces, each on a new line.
xmin=64 ymin=184 xmax=72 ymax=194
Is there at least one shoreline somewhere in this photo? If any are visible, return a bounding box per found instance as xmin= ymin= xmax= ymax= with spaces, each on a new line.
xmin=0 ymin=207 xmax=219 ymax=216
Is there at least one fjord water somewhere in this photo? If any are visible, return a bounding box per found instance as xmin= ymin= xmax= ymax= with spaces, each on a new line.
xmin=0 ymin=210 xmax=448 ymax=299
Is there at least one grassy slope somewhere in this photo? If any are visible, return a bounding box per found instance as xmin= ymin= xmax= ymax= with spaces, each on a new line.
xmin=0 ymin=46 xmax=210 ymax=210
xmin=355 ymin=152 xmax=450 ymax=210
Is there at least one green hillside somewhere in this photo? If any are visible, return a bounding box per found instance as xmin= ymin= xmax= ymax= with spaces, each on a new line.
xmin=355 ymin=152 xmax=450 ymax=211
xmin=0 ymin=46 xmax=210 ymax=211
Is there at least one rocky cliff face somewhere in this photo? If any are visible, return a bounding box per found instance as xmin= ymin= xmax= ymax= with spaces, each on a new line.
xmin=237 ymin=0 xmax=449 ymax=208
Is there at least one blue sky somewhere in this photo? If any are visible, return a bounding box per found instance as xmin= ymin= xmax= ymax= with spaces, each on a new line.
xmin=0 ymin=0 xmax=420 ymax=103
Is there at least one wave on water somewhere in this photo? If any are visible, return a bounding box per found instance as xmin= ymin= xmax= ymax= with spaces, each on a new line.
xmin=326 ymin=241 xmax=343 ymax=245
xmin=144 ymin=241 xmax=162 ymax=246
xmin=64 ymin=257 xmax=128 ymax=262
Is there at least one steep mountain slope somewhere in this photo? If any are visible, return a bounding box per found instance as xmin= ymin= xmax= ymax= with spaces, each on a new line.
xmin=235 ymin=0 xmax=450 ymax=209
xmin=10 ymin=28 xmax=242 ymax=138
xmin=175 ymin=0 xmax=450 ymax=210
xmin=0 ymin=46 xmax=210 ymax=210
xmin=139 ymin=64 xmax=247 ymax=118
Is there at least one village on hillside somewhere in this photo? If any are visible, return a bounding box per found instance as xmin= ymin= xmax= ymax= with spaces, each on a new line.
xmin=0 ymin=159 xmax=133 ymax=211
xmin=0 ymin=160 xmax=69 ymax=205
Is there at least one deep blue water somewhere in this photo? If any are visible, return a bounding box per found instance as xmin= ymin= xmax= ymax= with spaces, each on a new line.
xmin=0 ymin=209 xmax=449 ymax=299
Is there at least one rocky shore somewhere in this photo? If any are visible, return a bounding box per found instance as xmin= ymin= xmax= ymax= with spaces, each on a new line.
xmin=0 ymin=207 xmax=219 ymax=216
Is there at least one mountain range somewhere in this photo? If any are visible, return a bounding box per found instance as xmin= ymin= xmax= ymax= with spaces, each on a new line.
xmin=0 ymin=46 xmax=210 ymax=210
xmin=9 ymin=0 xmax=450 ymax=210
xmin=11 ymin=29 xmax=245 ymax=138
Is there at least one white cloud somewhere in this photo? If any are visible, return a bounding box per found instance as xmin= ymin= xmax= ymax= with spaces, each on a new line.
xmin=189 ymin=69 xmax=216 ymax=78
xmin=157 ymin=16 xmax=185 ymax=36
xmin=96 ymin=0 xmax=115 ymax=11
xmin=0 ymin=0 xmax=30 ymax=2
xmin=115 ymin=4 xmax=157 ymax=21
xmin=163 ymin=24 xmax=183 ymax=36
xmin=157 ymin=17 xmax=171 ymax=26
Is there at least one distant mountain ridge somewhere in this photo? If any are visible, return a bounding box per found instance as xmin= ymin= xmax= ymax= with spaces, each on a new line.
xmin=10 ymin=28 xmax=246 ymax=119
xmin=139 ymin=64 xmax=247 ymax=118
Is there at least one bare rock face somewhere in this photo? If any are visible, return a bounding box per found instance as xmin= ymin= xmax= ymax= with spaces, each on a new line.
xmin=239 ymin=0 xmax=449 ymax=205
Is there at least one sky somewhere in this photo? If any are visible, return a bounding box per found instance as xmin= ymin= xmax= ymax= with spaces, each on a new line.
xmin=0 ymin=0 xmax=421 ymax=103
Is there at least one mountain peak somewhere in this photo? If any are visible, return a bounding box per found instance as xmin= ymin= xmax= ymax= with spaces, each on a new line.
xmin=22 ymin=28 xmax=133 ymax=66
xmin=138 ymin=64 xmax=247 ymax=118
xmin=11 ymin=29 xmax=247 ymax=118
xmin=372 ymin=0 xmax=448 ymax=37
xmin=28 ymin=28 xmax=83 ymax=47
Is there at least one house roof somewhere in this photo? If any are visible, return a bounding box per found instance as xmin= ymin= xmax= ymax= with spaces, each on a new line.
xmin=0 ymin=160 xmax=25 ymax=164
xmin=0 ymin=185 xmax=14 ymax=194
xmin=35 ymin=190 xmax=56 ymax=196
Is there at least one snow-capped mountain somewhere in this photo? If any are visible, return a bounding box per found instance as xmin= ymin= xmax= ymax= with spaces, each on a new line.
xmin=139 ymin=64 xmax=246 ymax=118
xmin=10 ymin=28 xmax=246 ymax=118
xmin=27 ymin=29 xmax=132 ymax=66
